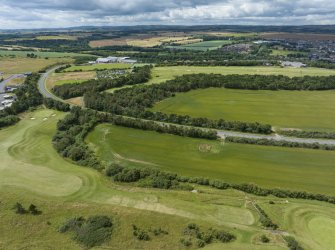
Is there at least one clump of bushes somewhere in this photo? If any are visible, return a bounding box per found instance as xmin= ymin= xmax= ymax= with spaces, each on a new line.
xmin=260 ymin=234 xmax=270 ymax=243
xmin=181 ymin=223 xmax=235 ymax=248
xmin=132 ymin=225 xmax=150 ymax=241
xmin=12 ymin=202 xmax=41 ymax=215
xmin=106 ymin=164 xmax=193 ymax=191
xmin=284 ymin=236 xmax=304 ymax=250
xmin=59 ymin=215 xmax=113 ymax=248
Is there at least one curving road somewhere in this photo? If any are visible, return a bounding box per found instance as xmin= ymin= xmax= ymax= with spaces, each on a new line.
xmin=37 ymin=67 xmax=335 ymax=146
xmin=37 ymin=66 xmax=64 ymax=102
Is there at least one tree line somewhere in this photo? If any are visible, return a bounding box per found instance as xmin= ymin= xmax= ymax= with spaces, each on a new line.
xmin=278 ymin=130 xmax=335 ymax=140
xmin=225 ymin=136 xmax=335 ymax=151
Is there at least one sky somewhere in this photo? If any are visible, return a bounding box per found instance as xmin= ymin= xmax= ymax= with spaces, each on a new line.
xmin=0 ymin=0 xmax=334 ymax=29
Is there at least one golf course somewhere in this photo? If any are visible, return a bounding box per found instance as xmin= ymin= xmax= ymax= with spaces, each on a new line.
xmin=0 ymin=108 xmax=334 ymax=249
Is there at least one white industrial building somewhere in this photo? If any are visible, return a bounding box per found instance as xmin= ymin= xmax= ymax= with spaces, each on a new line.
xmin=94 ymin=56 xmax=137 ymax=64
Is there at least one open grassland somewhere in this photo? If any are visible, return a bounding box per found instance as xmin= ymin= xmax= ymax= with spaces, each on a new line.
xmin=270 ymin=49 xmax=301 ymax=56
xmin=64 ymin=63 xmax=132 ymax=72
xmin=0 ymin=109 xmax=334 ymax=249
xmin=0 ymin=50 xmax=90 ymax=58
xmin=88 ymin=124 xmax=335 ymax=195
xmin=46 ymin=71 xmax=96 ymax=89
xmin=167 ymin=40 xmax=233 ymax=51
xmin=147 ymin=66 xmax=335 ymax=84
xmin=151 ymin=88 xmax=335 ymax=131
xmin=0 ymin=57 xmax=73 ymax=74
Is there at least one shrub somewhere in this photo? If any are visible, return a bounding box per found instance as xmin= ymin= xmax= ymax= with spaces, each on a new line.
xmin=260 ymin=235 xmax=270 ymax=243
xmin=180 ymin=238 xmax=192 ymax=247
xmin=132 ymin=225 xmax=150 ymax=241
xmin=59 ymin=215 xmax=113 ymax=248
xmin=13 ymin=202 xmax=27 ymax=214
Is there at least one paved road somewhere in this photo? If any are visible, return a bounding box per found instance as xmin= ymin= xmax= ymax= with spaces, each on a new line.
xmin=36 ymin=66 xmax=335 ymax=146
xmin=37 ymin=66 xmax=64 ymax=101
xmin=0 ymin=74 xmax=25 ymax=93
xmin=218 ymin=131 xmax=335 ymax=146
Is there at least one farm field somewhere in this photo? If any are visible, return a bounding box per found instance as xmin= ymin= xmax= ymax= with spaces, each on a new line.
xmin=151 ymin=88 xmax=335 ymax=131
xmin=270 ymin=49 xmax=300 ymax=56
xmin=147 ymin=66 xmax=335 ymax=84
xmin=35 ymin=35 xmax=77 ymax=40
xmin=0 ymin=57 xmax=73 ymax=75
xmin=87 ymin=124 xmax=335 ymax=195
xmin=64 ymin=63 xmax=132 ymax=72
xmin=89 ymin=35 xmax=193 ymax=48
xmin=167 ymin=40 xmax=233 ymax=51
xmin=0 ymin=50 xmax=90 ymax=58
xmin=0 ymin=108 xmax=334 ymax=249
xmin=46 ymin=71 xmax=96 ymax=89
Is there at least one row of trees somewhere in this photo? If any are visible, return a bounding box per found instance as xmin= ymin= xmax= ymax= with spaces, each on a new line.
xmin=107 ymin=115 xmax=218 ymax=140
xmin=254 ymin=204 xmax=278 ymax=230
xmin=53 ymin=65 xmax=152 ymax=99
xmin=278 ymin=130 xmax=335 ymax=140
xmin=225 ymin=136 xmax=335 ymax=151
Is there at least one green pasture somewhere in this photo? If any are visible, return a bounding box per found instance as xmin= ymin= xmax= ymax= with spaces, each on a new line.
xmin=87 ymin=124 xmax=335 ymax=195
xmin=0 ymin=50 xmax=91 ymax=58
xmin=64 ymin=63 xmax=132 ymax=72
xmin=0 ymin=108 xmax=334 ymax=249
xmin=166 ymin=40 xmax=233 ymax=51
xmin=151 ymin=88 xmax=335 ymax=131
xmin=270 ymin=49 xmax=305 ymax=56
xmin=147 ymin=66 xmax=335 ymax=84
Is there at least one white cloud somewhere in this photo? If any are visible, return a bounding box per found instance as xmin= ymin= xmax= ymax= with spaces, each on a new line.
xmin=0 ymin=0 xmax=334 ymax=29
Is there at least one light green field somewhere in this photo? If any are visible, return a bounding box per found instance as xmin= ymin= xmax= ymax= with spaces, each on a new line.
xmin=270 ymin=49 xmax=304 ymax=56
xmin=35 ymin=35 xmax=77 ymax=40
xmin=87 ymin=124 xmax=335 ymax=195
xmin=151 ymin=88 xmax=335 ymax=131
xmin=148 ymin=66 xmax=335 ymax=84
xmin=0 ymin=50 xmax=90 ymax=58
xmin=167 ymin=40 xmax=233 ymax=51
xmin=64 ymin=63 xmax=132 ymax=72
xmin=0 ymin=109 xmax=334 ymax=249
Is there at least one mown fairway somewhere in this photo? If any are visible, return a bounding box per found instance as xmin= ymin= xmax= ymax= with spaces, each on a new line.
xmin=152 ymin=88 xmax=335 ymax=131
xmin=87 ymin=124 xmax=335 ymax=195
xmin=147 ymin=66 xmax=335 ymax=84
xmin=64 ymin=63 xmax=132 ymax=72
xmin=0 ymin=109 xmax=334 ymax=249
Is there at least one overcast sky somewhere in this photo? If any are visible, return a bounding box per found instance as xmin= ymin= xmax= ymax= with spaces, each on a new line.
xmin=0 ymin=0 xmax=334 ymax=29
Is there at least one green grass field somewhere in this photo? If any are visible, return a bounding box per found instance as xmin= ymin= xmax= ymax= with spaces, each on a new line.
xmin=270 ymin=49 xmax=305 ymax=56
xmin=147 ymin=66 xmax=335 ymax=84
xmin=87 ymin=124 xmax=335 ymax=195
xmin=0 ymin=50 xmax=90 ymax=58
xmin=64 ymin=63 xmax=132 ymax=72
xmin=151 ymin=88 xmax=335 ymax=131
xmin=166 ymin=40 xmax=233 ymax=51
xmin=0 ymin=108 xmax=334 ymax=249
